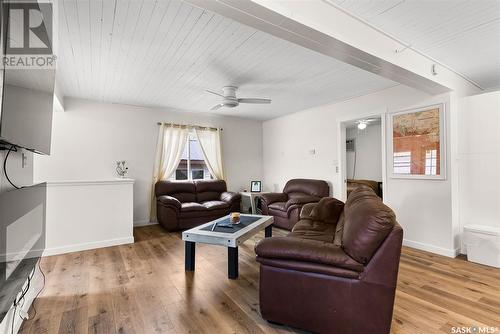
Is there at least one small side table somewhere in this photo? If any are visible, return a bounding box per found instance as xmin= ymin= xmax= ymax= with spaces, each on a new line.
xmin=240 ymin=192 xmax=269 ymax=214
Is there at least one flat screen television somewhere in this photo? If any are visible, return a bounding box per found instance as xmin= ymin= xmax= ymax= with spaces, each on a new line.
xmin=0 ymin=72 xmax=55 ymax=154
xmin=0 ymin=183 xmax=46 ymax=323
xmin=0 ymin=0 xmax=55 ymax=155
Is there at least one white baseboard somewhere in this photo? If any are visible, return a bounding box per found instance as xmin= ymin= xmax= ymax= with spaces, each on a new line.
xmin=43 ymin=236 xmax=134 ymax=257
xmin=403 ymin=239 xmax=459 ymax=258
xmin=133 ymin=220 xmax=158 ymax=227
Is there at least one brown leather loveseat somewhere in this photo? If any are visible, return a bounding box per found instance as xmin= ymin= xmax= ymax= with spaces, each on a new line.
xmin=255 ymin=186 xmax=403 ymax=334
xmin=260 ymin=179 xmax=329 ymax=230
xmin=155 ymin=180 xmax=241 ymax=231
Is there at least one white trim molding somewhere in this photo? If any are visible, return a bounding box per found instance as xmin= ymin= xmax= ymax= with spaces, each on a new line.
xmin=43 ymin=237 xmax=134 ymax=257
xmin=45 ymin=178 xmax=135 ymax=187
xmin=134 ymin=220 xmax=158 ymax=227
xmin=403 ymin=238 xmax=459 ymax=258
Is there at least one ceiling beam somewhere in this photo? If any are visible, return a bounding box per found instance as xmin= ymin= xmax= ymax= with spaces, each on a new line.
xmin=185 ymin=0 xmax=481 ymax=96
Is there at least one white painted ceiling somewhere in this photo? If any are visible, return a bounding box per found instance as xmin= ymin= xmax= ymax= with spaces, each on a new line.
xmin=330 ymin=0 xmax=500 ymax=90
xmin=57 ymin=0 xmax=398 ymax=120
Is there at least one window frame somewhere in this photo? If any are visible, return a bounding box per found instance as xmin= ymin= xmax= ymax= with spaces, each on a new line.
xmin=170 ymin=132 xmax=212 ymax=182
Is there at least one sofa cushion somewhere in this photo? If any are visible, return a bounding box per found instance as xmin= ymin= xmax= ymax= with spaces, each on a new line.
xmin=179 ymin=208 xmax=228 ymax=219
xmin=195 ymin=180 xmax=227 ymax=202
xmin=181 ymin=202 xmax=207 ymax=212
xmin=155 ymin=181 xmax=196 ymax=203
xmin=202 ymin=200 xmax=229 ymax=210
xmin=342 ymin=186 xmax=396 ymax=264
xmin=309 ymin=197 xmax=344 ymax=225
xmin=255 ymin=237 xmax=364 ymax=272
xmin=289 ymin=220 xmax=335 ymax=243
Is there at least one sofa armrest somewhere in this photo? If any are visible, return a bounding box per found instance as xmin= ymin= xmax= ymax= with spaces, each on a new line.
xmin=255 ymin=237 xmax=363 ymax=272
xmin=299 ymin=203 xmax=317 ymax=219
xmin=220 ymin=191 xmax=241 ymax=204
xmin=260 ymin=192 xmax=288 ymax=205
xmin=157 ymin=195 xmax=182 ymax=210
xmin=285 ymin=196 xmax=320 ymax=210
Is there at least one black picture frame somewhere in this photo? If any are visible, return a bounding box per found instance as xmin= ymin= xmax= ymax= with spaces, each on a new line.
xmin=250 ymin=181 xmax=261 ymax=193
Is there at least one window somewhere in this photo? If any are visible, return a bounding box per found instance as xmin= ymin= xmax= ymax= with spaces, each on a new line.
xmin=172 ymin=133 xmax=212 ymax=181
xmin=425 ymin=149 xmax=437 ymax=175
xmin=393 ymin=151 xmax=411 ymax=174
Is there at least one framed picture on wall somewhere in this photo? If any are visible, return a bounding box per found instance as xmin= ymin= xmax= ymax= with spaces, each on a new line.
xmin=388 ymin=103 xmax=446 ymax=180
xmin=250 ymin=181 xmax=262 ymax=192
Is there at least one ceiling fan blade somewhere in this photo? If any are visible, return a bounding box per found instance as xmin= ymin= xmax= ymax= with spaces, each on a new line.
xmin=205 ymin=89 xmax=225 ymax=98
xmin=210 ymin=104 xmax=224 ymax=111
xmin=238 ymin=98 xmax=271 ymax=104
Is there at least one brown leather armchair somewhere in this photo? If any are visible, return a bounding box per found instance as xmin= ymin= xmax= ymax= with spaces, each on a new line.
xmin=255 ymin=186 xmax=403 ymax=334
xmin=347 ymin=178 xmax=381 ymax=197
xmin=260 ymin=179 xmax=329 ymax=230
xmin=155 ymin=180 xmax=241 ymax=231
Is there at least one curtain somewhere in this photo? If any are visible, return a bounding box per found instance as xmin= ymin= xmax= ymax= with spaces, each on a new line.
xmin=195 ymin=128 xmax=225 ymax=180
xmin=149 ymin=124 xmax=189 ymax=221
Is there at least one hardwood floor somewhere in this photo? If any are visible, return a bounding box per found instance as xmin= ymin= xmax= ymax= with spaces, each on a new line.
xmin=20 ymin=225 xmax=500 ymax=334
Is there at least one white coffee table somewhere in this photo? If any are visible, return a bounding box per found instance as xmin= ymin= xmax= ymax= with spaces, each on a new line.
xmin=182 ymin=214 xmax=274 ymax=279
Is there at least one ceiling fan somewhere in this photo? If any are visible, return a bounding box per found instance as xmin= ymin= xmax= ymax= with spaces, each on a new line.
xmin=205 ymin=86 xmax=271 ymax=111
xmin=356 ymin=118 xmax=378 ymax=130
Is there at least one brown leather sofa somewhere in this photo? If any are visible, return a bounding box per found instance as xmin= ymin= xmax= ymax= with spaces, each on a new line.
xmin=260 ymin=179 xmax=329 ymax=230
xmin=255 ymin=186 xmax=403 ymax=334
xmin=155 ymin=180 xmax=241 ymax=231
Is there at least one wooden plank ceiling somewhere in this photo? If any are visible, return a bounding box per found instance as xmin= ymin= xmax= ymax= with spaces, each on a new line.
xmin=330 ymin=0 xmax=500 ymax=91
xmin=57 ymin=0 xmax=398 ymax=120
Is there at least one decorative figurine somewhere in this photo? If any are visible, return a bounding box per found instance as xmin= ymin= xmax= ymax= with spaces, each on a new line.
xmin=116 ymin=161 xmax=128 ymax=178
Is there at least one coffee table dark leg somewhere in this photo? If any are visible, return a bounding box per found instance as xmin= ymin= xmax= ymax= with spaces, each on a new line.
xmin=185 ymin=241 xmax=195 ymax=271
xmin=228 ymin=246 xmax=238 ymax=279
xmin=265 ymin=225 xmax=272 ymax=238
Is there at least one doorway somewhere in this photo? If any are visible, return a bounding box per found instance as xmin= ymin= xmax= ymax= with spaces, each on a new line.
xmin=338 ymin=113 xmax=386 ymax=201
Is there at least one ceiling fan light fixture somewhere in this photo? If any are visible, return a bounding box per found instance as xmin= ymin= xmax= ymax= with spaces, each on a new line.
xmin=357 ymin=121 xmax=367 ymax=130
xmin=206 ymin=86 xmax=271 ymax=110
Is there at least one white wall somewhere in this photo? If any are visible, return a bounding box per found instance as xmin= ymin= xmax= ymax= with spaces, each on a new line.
xmin=457 ymin=91 xmax=500 ymax=251
xmin=44 ymin=180 xmax=134 ymax=256
xmin=346 ymin=123 xmax=382 ymax=181
xmin=263 ymin=85 xmax=457 ymax=256
xmin=34 ymin=98 xmax=263 ymax=224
